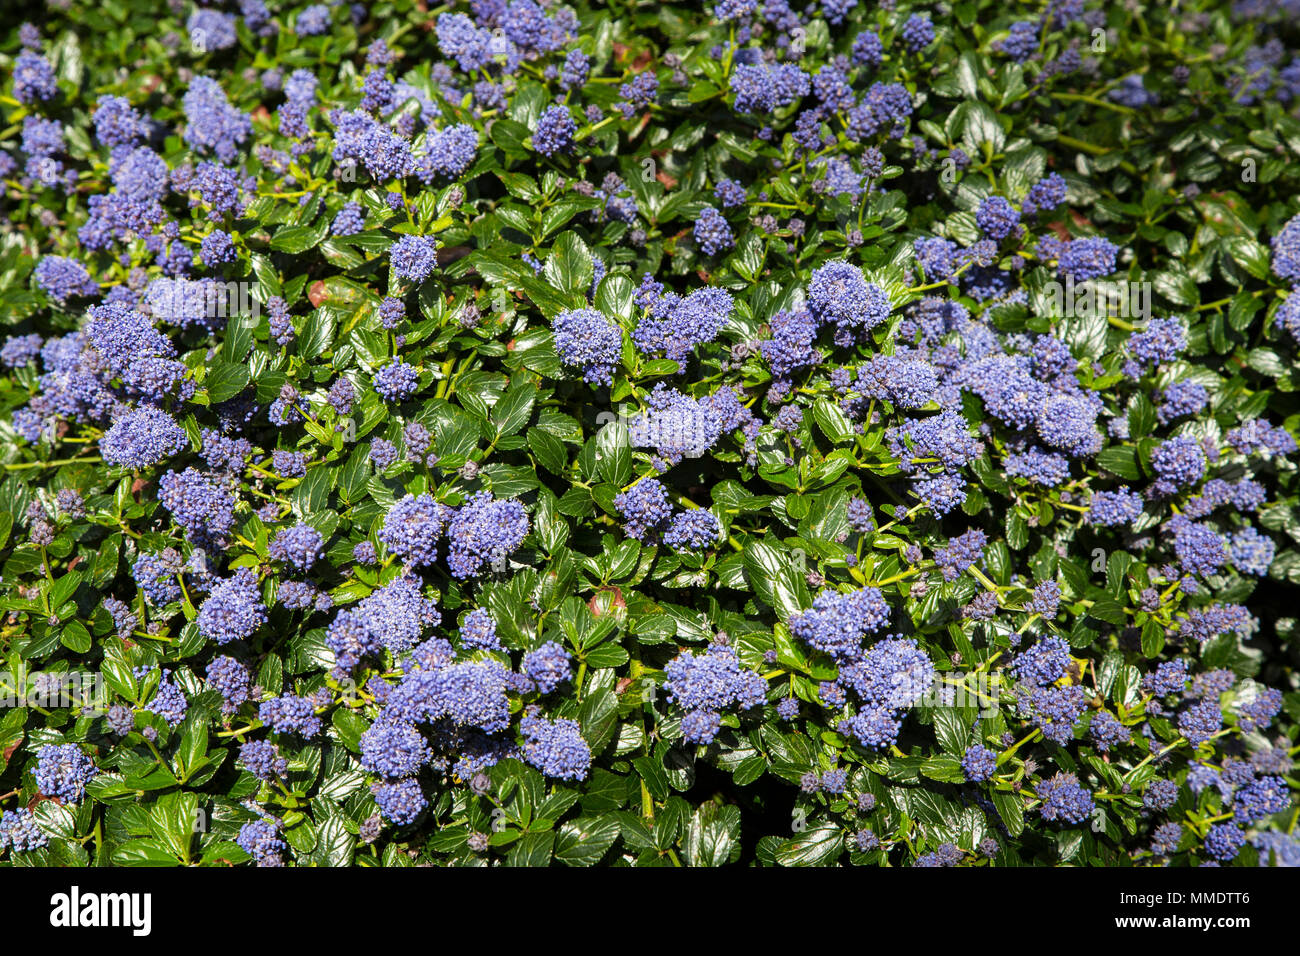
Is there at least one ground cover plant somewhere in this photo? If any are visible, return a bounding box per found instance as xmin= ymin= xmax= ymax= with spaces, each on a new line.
xmin=0 ymin=0 xmax=1298 ymax=869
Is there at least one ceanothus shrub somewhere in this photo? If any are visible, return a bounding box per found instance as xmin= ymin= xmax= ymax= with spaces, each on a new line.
xmin=0 ymin=0 xmax=1297 ymax=869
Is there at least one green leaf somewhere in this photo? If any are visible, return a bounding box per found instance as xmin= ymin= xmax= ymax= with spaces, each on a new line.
xmin=594 ymin=274 xmax=636 ymax=322
xmin=1151 ymin=267 xmax=1198 ymax=307
xmin=921 ymin=755 xmax=967 ymax=783
xmin=205 ymin=362 xmax=250 ymax=403
xmin=497 ymin=171 xmax=541 ymax=203
xmin=811 ymin=398 xmax=854 ymax=444
xmin=488 ymin=119 xmax=530 ymax=153
xmin=542 ymin=232 xmax=595 ymax=296
xmin=951 ymin=99 xmax=1005 ymax=152
xmin=743 ymin=540 xmax=811 ymax=620
xmin=933 ymin=708 xmax=974 ymax=755
xmin=685 ymin=804 xmax=741 ymax=867
xmin=299 ymin=308 xmax=336 ymax=360
xmin=554 ymin=815 xmax=620 ymax=866
xmin=519 ymin=276 xmax=582 ymax=319
xmin=60 ymin=620 xmax=92 ymax=653
xmin=312 ymin=816 xmax=356 ymax=867
xmin=492 ymin=380 xmax=537 ymax=438
xmin=331 ymin=709 xmax=368 ymax=752
xmin=1096 ymin=447 xmax=1141 ymax=481
xmin=595 ymin=420 xmax=631 ymax=487
xmin=527 ymin=428 xmax=569 ymax=476
xmin=775 ymin=827 xmax=843 ymax=866
xmin=1222 ymin=235 xmax=1270 ymax=280
xmin=507 ymin=831 xmax=555 ymax=867
xmin=270 ymin=221 xmax=328 ymax=254
xmin=992 ymin=790 xmax=1026 ymax=837
xmin=112 ymin=839 xmax=181 ymax=866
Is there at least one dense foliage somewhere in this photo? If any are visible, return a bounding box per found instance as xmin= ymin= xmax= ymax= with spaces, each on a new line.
xmin=0 ymin=0 xmax=1298 ymax=868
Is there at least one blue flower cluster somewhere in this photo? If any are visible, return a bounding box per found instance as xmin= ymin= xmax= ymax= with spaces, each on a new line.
xmin=197 ymin=567 xmax=267 ymax=645
xmin=34 ymin=744 xmax=98 ymax=803
xmin=553 ymin=308 xmax=624 ymax=385
xmin=663 ymin=642 xmax=767 ymax=744
xmin=2 ymin=0 xmax=1297 ymax=872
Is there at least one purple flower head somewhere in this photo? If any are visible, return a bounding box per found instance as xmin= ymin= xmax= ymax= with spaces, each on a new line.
xmin=0 ymin=808 xmax=48 ymax=853
xmin=962 ymin=744 xmax=997 ymax=782
xmin=237 ymin=819 xmax=286 ymax=865
xmin=1270 ymin=213 xmax=1300 ymax=283
xmin=373 ymin=358 xmax=420 ymax=403
xmin=694 ymin=207 xmax=735 ymax=256
xmin=1053 ymin=237 xmax=1119 ymax=281
xmin=663 ymin=510 xmax=721 ymax=551
xmin=664 ymin=642 xmax=766 ymax=743
xmin=259 ymin=694 xmax=321 ymax=737
xmin=240 ymin=740 xmax=288 ymax=781
xmin=634 ymin=287 xmax=733 ymax=363
xmin=522 ymin=641 xmax=572 ymax=694
xmin=34 ymin=256 xmax=98 ymax=304
xmin=533 ymin=105 xmax=576 ymax=157
xmin=446 ymin=492 xmax=530 ymax=578
xmin=976 ymin=196 xmax=1021 ymax=241
xmin=360 ymin=719 xmax=431 ymax=779
xmin=158 ymin=468 xmax=236 ymax=546
xmin=100 ymin=407 xmax=187 ymax=469
xmin=807 ymin=261 xmax=891 ymax=346
xmin=934 ymin=529 xmax=987 ymax=582
xmin=14 ymin=51 xmax=58 ymax=104
xmin=995 ymin=22 xmax=1040 ymax=63
xmin=1037 ymin=772 xmax=1094 ymax=825
xmin=1010 ymin=635 xmax=1070 ymax=688
xmin=372 ymin=778 xmax=426 ymax=826
xmin=1087 ymin=489 xmax=1143 ymax=527
xmin=182 ymin=77 xmax=251 ymax=163
xmin=460 ymin=607 xmax=500 ymax=651
xmin=198 ymin=567 xmax=268 ymax=645
xmin=35 ymin=744 xmax=98 ymax=803
xmin=207 ymin=655 xmax=251 ymax=712
xmin=900 ymin=14 xmax=935 ymax=52
xmin=187 ymin=9 xmax=238 ymax=51
xmin=615 ymin=479 xmax=673 ymax=541
xmin=520 ymin=712 xmax=591 ymax=780
xmin=730 ymin=62 xmax=810 ymax=113
xmin=379 ymin=494 xmax=448 ymax=567
xmin=554 ymin=308 xmax=623 ymax=385
xmin=269 ymin=523 xmax=325 ymax=571
xmin=296 ymin=4 xmax=331 ymax=36
xmin=789 ymin=587 xmax=891 ymax=662
xmin=389 ymin=235 xmax=438 ymax=283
